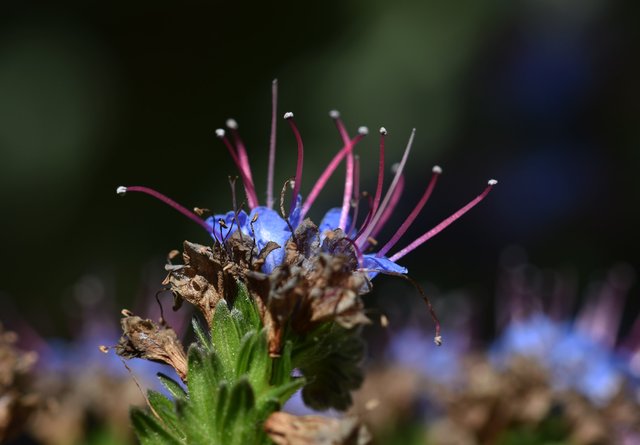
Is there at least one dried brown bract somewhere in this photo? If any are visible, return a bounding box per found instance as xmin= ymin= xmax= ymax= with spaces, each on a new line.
xmin=246 ymin=220 xmax=371 ymax=355
xmin=163 ymin=240 xmax=240 ymax=324
xmin=264 ymin=412 xmax=371 ymax=445
xmin=0 ymin=324 xmax=38 ymax=442
xmin=115 ymin=312 xmax=188 ymax=381
xmin=162 ymin=219 xmax=372 ymax=357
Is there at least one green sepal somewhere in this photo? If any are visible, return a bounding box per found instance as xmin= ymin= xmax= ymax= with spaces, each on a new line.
xmin=232 ymin=283 xmax=261 ymax=330
xmin=192 ymin=317 xmax=212 ymax=353
xmin=221 ymin=379 xmax=256 ymax=442
xmin=130 ymin=407 xmax=182 ymax=445
xmin=157 ymin=373 xmax=187 ymax=401
xmin=211 ymin=299 xmax=242 ymax=381
xmin=147 ymin=391 xmax=185 ymax=440
xmin=186 ymin=345 xmax=219 ymax=427
xmin=235 ymin=330 xmax=259 ymax=378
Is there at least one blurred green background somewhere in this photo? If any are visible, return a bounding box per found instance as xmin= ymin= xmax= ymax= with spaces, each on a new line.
xmin=1 ymin=0 xmax=638 ymax=340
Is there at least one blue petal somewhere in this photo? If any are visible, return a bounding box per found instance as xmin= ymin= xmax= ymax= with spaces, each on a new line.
xmin=362 ymin=254 xmax=408 ymax=278
xmin=206 ymin=211 xmax=249 ymax=241
xmin=246 ymin=206 xmax=292 ymax=273
xmin=288 ymin=194 xmax=303 ymax=228
xmin=319 ymin=208 xmax=351 ymax=239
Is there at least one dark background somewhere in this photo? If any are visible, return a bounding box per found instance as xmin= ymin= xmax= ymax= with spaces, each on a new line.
xmin=1 ymin=1 xmax=638 ymax=342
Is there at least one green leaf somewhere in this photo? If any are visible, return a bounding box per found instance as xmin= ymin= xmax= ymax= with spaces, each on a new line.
xmin=293 ymin=324 xmax=366 ymax=411
xmin=186 ymin=346 xmax=217 ymax=437
xmin=147 ymin=390 xmax=175 ymax=415
xmin=233 ymin=283 xmax=261 ymax=330
xmin=192 ymin=317 xmax=212 ymax=352
xmin=270 ymin=340 xmax=294 ymax=387
xmin=222 ymin=379 xmax=256 ymax=444
xmin=130 ymin=407 xmax=182 ymax=445
xmin=262 ymin=377 xmax=305 ymax=406
xmin=157 ymin=373 xmax=187 ymax=401
xmin=246 ymin=329 xmax=270 ymax=392
xmin=211 ymin=299 xmax=242 ymax=380
xmin=147 ymin=391 xmax=185 ymax=440
xmin=235 ymin=330 xmax=258 ymax=377
xmin=213 ymin=381 xmax=229 ymax=441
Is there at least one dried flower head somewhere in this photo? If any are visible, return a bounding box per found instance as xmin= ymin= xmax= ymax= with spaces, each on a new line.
xmin=264 ymin=411 xmax=372 ymax=445
xmin=115 ymin=310 xmax=188 ymax=381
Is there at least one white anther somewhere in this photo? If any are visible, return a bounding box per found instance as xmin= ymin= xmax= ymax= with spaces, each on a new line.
xmin=225 ymin=118 xmax=238 ymax=130
xmin=432 ymin=165 xmax=443 ymax=174
xmin=329 ymin=110 xmax=340 ymax=119
xmin=488 ymin=179 xmax=498 ymax=185
xmin=379 ymin=127 xmax=387 ymax=135
xmin=215 ymin=128 xmax=225 ymax=138
xmin=116 ymin=186 xmax=127 ymax=196
xmin=358 ymin=126 xmax=369 ymax=135
xmin=434 ymin=335 xmax=443 ymax=346
xmin=390 ymin=162 xmax=400 ymax=174
xmin=283 ymin=112 xmax=294 ymax=120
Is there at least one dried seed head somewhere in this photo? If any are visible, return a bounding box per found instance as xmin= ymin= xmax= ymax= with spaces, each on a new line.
xmin=115 ymin=313 xmax=188 ymax=381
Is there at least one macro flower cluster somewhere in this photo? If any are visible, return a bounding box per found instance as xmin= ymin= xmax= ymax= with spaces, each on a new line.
xmin=117 ymin=80 xmax=496 ymax=347
xmin=113 ymin=81 xmax=496 ymax=445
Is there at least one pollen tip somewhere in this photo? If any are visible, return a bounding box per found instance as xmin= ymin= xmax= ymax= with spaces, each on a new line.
xmin=329 ymin=109 xmax=340 ymax=119
xmin=358 ymin=126 xmax=369 ymax=135
xmin=488 ymin=179 xmax=498 ymax=186
xmin=391 ymin=162 xmax=400 ymax=174
xmin=432 ymin=165 xmax=442 ymax=174
xmin=434 ymin=335 xmax=443 ymax=346
xmin=283 ymin=111 xmax=294 ymax=120
xmin=116 ymin=186 xmax=127 ymax=196
xmin=379 ymin=126 xmax=387 ymax=135
xmin=215 ymin=128 xmax=225 ymax=138
xmin=225 ymin=118 xmax=238 ymax=129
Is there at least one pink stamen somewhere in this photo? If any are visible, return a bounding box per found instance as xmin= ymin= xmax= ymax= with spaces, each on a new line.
xmin=339 ymin=155 xmax=354 ymax=230
xmin=389 ymin=179 xmax=498 ymax=262
xmin=353 ymin=192 xmax=374 ymax=241
xmin=226 ymin=119 xmax=256 ymax=190
xmin=116 ymin=186 xmax=216 ymax=237
xmin=369 ymin=172 xmax=405 ymax=244
xmin=372 ymin=127 xmax=387 ymax=218
xmin=376 ymin=165 xmax=442 ymax=257
xmin=349 ymin=155 xmax=361 ymax=235
xmin=215 ymin=129 xmax=259 ymax=208
xmin=330 ymin=110 xmax=351 ymax=144
xmin=338 ymin=127 xmax=368 ymax=230
xmin=284 ymin=112 xmax=304 ymax=214
xmin=300 ymin=133 xmax=366 ymax=219
xmin=267 ymin=79 xmax=278 ymax=209
xmin=358 ymin=129 xmax=416 ymax=244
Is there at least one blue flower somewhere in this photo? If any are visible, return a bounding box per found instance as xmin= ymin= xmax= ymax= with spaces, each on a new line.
xmin=117 ymin=87 xmax=496 ymax=279
xmin=491 ymin=314 xmax=629 ymax=405
xmin=490 ymin=263 xmax=638 ymax=405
